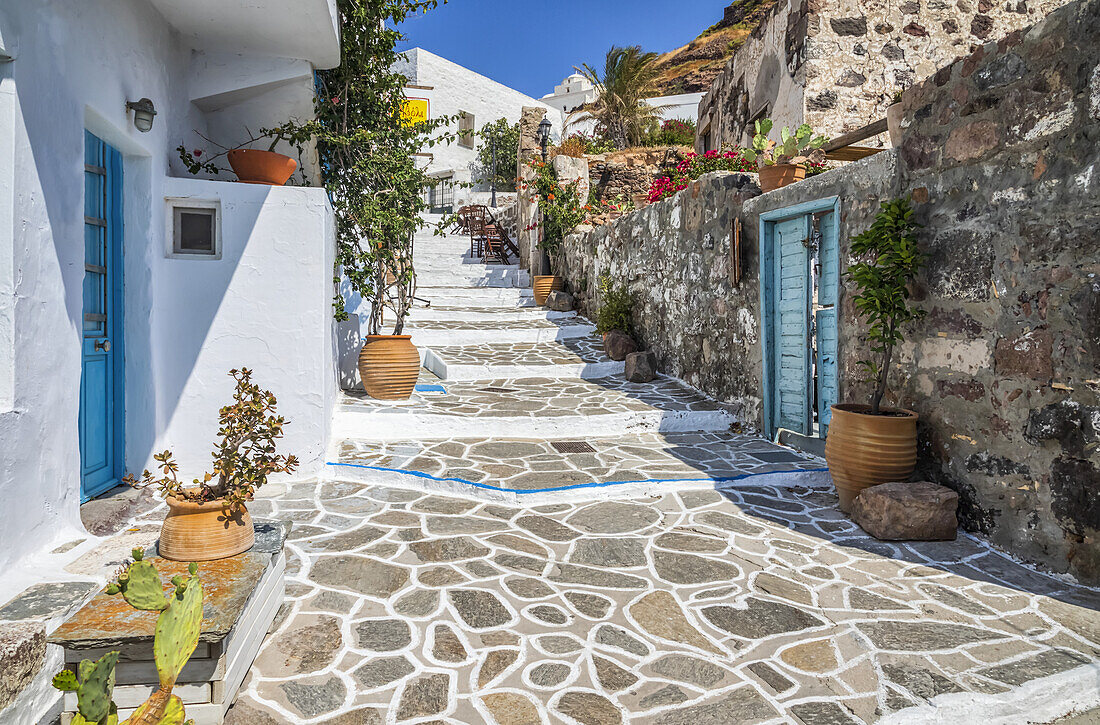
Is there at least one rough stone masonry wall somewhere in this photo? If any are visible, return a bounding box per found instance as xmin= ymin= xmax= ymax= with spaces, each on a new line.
xmin=889 ymin=0 xmax=1100 ymax=583
xmin=561 ymin=0 xmax=1100 ymax=583
xmin=699 ymin=0 xmax=1068 ymax=151
xmin=586 ymin=149 xmax=685 ymax=204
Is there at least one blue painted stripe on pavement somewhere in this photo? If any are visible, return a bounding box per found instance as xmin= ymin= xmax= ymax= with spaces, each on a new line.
xmin=325 ymin=461 xmax=828 ymax=495
xmin=415 ymin=384 xmax=447 ymax=393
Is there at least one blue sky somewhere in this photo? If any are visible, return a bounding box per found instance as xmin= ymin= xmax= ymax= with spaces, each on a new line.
xmin=394 ymin=1 xmax=729 ymax=99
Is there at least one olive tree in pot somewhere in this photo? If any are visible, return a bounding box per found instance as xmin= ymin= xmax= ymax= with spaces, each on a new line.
xmin=825 ymin=197 xmax=926 ymax=512
xmin=125 ymin=368 xmax=299 ymax=561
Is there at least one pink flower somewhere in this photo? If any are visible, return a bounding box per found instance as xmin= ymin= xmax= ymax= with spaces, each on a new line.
xmin=193 ymin=149 xmax=202 ymax=157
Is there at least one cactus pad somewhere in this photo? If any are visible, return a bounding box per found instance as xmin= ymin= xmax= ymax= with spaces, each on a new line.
xmin=111 ymin=559 xmax=169 ymax=612
xmin=153 ymin=573 xmax=203 ymax=688
xmin=74 ymin=651 xmax=119 ymax=723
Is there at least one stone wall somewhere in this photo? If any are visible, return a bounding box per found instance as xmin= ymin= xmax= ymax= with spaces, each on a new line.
xmin=559 ymin=0 xmax=1100 ymax=583
xmin=585 ymin=148 xmax=685 ymax=204
xmin=697 ymin=0 xmax=1068 ymax=151
xmin=888 ymin=0 xmax=1100 ymax=583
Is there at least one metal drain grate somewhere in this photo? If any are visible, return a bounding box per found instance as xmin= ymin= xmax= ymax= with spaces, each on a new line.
xmin=480 ymin=386 xmax=517 ymax=394
xmin=551 ymin=441 xmax=597 ymax=454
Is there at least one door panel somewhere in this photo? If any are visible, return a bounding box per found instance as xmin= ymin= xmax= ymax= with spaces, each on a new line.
xmin=772 ymin=216 xmax=811 ymax=435
xmin=80 ymin=131 xmax=123 ymax=501
xmin=816 ymin=210 xmax=839 ymax=434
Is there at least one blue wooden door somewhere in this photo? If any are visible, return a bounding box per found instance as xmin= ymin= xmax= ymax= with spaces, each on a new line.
xmin=815 ymin=211 xmax=839 ymax=435
xmin=772 ymin=216 xmax=812 ymax=435
xmin=80 ymin=131 xmax=124 ymax=501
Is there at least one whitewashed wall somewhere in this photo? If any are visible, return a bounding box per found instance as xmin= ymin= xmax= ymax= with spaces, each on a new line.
xmin=394 ymin=48 xmax=563 ymax=205
xmin=0 ymin=0 xmax=338 ymax=577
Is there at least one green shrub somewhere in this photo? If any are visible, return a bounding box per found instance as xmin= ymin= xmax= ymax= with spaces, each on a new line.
xmin=595 ymin=275 xmax=634 ymax=335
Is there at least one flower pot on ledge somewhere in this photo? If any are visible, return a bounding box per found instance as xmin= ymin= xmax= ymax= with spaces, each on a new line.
xmin=758 ymin=163 xmax=806 ymax=193
xmin=160 ymin=492 xmax=254 ymax=561
xmin=227 ymin=149 xmax=297 ymax=185
xmin=824 ymin=403 xmax=918 ymax=513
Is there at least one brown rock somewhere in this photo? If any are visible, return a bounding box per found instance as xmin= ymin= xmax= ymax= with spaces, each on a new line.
xmin=546 ymin=291 xmax=574 ymax=311
xmin=603 ymin=330 xmax=639 ymax=361
xmin=994 ymin=328 xmax=1053 ymax=379
xmin=851 ymin=481 xmax=958 ymax=541
xmin=944 ymin=120 xmax=1000 ymax=162
xmin=624 ymin=351 xmax=657 ymax=382
xmin=0 ymin=622 xmax=45 ymax=711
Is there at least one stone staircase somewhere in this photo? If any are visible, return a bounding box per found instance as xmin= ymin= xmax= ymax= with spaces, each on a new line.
xmin=330 ymin=215 xmax=826 ymax=503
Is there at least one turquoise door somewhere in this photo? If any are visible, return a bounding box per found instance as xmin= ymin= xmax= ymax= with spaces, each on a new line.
xmin=80 ymin=131 xmax=124 ymax=501
xmin=760 ymin=199 xmax=840 ymax=439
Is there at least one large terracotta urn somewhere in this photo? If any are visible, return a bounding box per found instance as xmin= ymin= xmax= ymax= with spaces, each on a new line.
xmin=758 ymin=163 xmax=806 ymax=193
xmin=825 ymin=403 xmax=919 ymax=512
xmin=532 ymin=275 xmax=564 ymax=306
xmin=358 ymin=334 xmax=420 ymax=400
xmin=160 ymin=494 xmax=254 ymax=561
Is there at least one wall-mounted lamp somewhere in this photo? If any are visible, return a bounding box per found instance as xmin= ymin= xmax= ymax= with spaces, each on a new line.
xmin=537 ymin=117 xmax=552 ymax=162
xmin=125 ymin=98 xmax=157 ymax=133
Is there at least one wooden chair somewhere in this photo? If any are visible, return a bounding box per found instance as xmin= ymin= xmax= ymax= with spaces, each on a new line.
xmin=466 ymin=205 xmax=489 ymax=259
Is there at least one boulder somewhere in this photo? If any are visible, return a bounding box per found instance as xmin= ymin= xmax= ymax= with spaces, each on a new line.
xmin=603 ymin=330 xmax=639 ymax=361
xmin=851 ymin=481 xmax=958 ymax=541
xmin=545 ymin=291 xmax=574 ymax=312
xmin=625 ymin=351 xmax=657 ymax=383
xmin=0 ymin=622 xmax=46 ymax=711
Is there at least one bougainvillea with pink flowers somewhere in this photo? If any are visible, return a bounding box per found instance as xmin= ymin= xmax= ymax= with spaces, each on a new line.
xmin=647 ymin=148 xmax=755 ymax=203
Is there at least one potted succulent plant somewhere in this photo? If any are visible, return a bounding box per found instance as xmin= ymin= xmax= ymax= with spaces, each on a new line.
xmin=125 ymin=368 xmax=299 ymax=561
xmin=742 ymin=119 xmax=827 ymax=192
xmin=825 ymin=197 xmax=926 ymax=512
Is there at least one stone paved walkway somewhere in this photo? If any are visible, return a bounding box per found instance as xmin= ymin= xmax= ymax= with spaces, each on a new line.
xmin=214 ymin=479 xmax=1100 ymax=724
xmin=213 ymin=216 xmax=1100 ymax=723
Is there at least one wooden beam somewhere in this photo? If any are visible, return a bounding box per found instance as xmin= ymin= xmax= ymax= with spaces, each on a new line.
xmin=823 ymin=118 xmax=888 ymax=153
xmin=825 ymin=146 xmax=883 ymax=162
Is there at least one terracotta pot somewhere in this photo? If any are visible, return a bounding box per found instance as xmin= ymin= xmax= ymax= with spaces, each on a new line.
xmin=758 ymin=163 xmax=807 ymax=193
xmin=825 ymin=403 xmax=919 ymax=513
xmin=886 ymin=103 xmax=904 ymax=148
xmin=160 ymin=494 xmax=254 ymax=562
xmin=227 ymin=149 xmax=297 ymax=186
xmin=532 ymin=275 xmax=564 ymax=306
xmin=358 ymin=334 xmax=419 ymax=400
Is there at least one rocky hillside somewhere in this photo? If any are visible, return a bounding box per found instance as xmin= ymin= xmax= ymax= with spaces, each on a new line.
xmin=653 ymin=0 xmax=778 ymax=94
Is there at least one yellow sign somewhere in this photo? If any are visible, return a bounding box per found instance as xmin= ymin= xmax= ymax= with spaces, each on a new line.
xmin=401 ymin=98 xmax=429 ymax=125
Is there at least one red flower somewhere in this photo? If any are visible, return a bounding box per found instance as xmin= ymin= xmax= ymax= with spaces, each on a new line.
xmin=193 ymin=149 xmax=202 ymax=157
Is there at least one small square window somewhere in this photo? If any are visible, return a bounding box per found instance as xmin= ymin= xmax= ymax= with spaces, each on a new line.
xmin=167 ymin=200 xmax=221 ymax=259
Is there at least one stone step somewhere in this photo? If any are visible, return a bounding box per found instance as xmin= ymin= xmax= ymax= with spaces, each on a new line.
xmin=405 ymin=317 xmax=596 ymax=346
xmin=409 ymin=305 xmax=576 ymax=323
xmin=418 ymin=286 xmax=536 ymax=308
xmin=328 ymin=430 xmax=827 ymax=504
xmin=422 ymin=336 xmax=623 ymax=381
xmin=333 ymin=375 xmax=739 ymax=440
xmin=415 ymin=268 xmax=529 ymax=289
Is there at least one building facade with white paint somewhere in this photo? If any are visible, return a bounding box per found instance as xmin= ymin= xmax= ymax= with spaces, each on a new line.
xmin=394 ymin=48 xmax=563 ymax=209
xmin=541 ymin=72 xmax=705 ymax=138
xmin=0 ymin=0 xmax=340 ymax=587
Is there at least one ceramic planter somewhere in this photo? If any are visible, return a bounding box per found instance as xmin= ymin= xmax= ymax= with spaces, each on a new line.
xmin=358 ymin=334 xmax=420 ymax=400
xmin=758 ymin=163 xmax=807 ymax=193
xmin=160 ymin=494 xmax=254 ymax=561
xmin=227 ymin=149 xmax=297 ymax=186
xmin=886 ymin=103 xmax=904 ymax=148
xmin=824 ymin=403 xmax=919 ymax=513
xmin=533 ymin=275 xmax=564 ymax=306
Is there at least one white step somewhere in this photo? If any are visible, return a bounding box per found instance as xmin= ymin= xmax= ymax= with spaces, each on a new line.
xmin=410 ymin=307 xmax=576 ymax=322
xmin=418 ymin=287 xmax=536 ymax=307
xmin=415 ymin=269 xmax=529 ymax=288
xmin=422 ymin=338 xmax=623 ymax=381
xmin=405 ymin=319 xmax=595 ymax=346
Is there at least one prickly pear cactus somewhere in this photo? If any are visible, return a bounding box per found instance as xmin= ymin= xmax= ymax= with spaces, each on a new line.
xmin=153 ymin=562 xmax=203 ymax=690
xmin=54 ymin=553 xmax=203 ymax=725
xmin=51 ymin=651 xmax=120 ymax=724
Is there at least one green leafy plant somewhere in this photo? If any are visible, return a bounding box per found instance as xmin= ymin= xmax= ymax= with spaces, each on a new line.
xmin=595 ymin=275 xmax=634 ymax=335
xmin=741 ymin=119 xmax=827 ymax=168
xmin=524 ymin=158 xmax=585 ymax=256
xmin=568 ymin=46 xmax=667 ymax=149
xmin=125 ymin=368 xmax=298 ymax=506
xmin=475 ymin=118 xmax=520 ymax=190
xmin=175 ymin=121 xmax=315 ymax=182
xmin=847 ymin=197 xmax=926 ymax=414
xmin=53 ymin=550 xmax=203 ymax=725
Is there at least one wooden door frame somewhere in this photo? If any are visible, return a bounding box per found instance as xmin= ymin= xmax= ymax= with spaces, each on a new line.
xmin=759 ymin=195 xmax=840 ymax=439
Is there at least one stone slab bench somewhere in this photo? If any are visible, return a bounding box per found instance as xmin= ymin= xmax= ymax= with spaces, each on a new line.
xmin=48 ymin=519 xmax=290 ymax=725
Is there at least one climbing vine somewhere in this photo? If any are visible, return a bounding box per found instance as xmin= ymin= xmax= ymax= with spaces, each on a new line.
xmin=524 ymin=158 xmax=585 ymax=255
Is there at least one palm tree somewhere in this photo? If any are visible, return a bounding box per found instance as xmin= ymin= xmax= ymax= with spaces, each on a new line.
xmin=569 ymin=46 xmax=665 ymax=149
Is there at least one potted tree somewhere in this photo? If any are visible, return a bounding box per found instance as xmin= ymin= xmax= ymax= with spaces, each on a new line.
xmin=529 ymin=158 xmax=584 ymax=305
xmin=825 ymin=197 xmax=926 ymax=512
xmin=742 ymin=119 xmax=827 ymax=192
xmin=125 ymin=368 xmax=299 ymax=561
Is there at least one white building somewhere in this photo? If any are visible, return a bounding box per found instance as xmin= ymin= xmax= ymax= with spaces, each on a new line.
xmin=0 ymin=0 xmax=339 ymax=582
xmin=542 ymin=72 xmax=705 ymax=138
xmin=393 ymin=48 xmax=563 ymax=210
